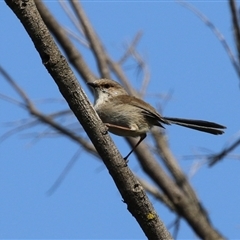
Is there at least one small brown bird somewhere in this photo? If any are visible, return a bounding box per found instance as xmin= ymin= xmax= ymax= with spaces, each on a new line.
xmin=88 ymin=78 xmax=226 ymax=160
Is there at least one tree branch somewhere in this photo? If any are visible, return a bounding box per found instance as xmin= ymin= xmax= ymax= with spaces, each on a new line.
xmin=69 ymin=0 xmax=111 ymax=79
xmin=34 ymin=0 xmax=96 ymax=82
xmin=229 ymin=0 xmax=240 ymax=65
xmin=5 ymin=0 xmax=172 ymax=238
xmin=178 ymin=0 xmax=240 ymax=78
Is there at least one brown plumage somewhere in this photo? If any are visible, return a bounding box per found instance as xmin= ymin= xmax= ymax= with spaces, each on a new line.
xmin=88 ymin=79 xmax=226 ymax=159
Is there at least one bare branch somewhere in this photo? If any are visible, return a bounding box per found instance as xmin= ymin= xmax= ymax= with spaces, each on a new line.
xmin=0 ymin=65 xmax=32 ymax=108
xmin=46 ymin=148 xmax=83 ymax=196
xmin=63 ymin=26 xmax=89 ymax=47
xmin=5 ymin=1 xmax=172 ymax=238
xmin=34 ymin=0 xmax=96 ymax=82
xmin=69 ymin=0 xmax=111 ymax=79
xmin=0 ymin=66 xmax=98 ymax=154
xmin=3 ymin=0 xmax=228 ymax=238
xmin=229 ymin=0 xmax=240 ymax=63
xmin=208 ymin=137 xmax=240 ymax=166
xmin=168 ymin=217 xmax=181 ymax=240
xmin=119 ymin=31 xmax=143 ymax=64
xmin=137 ymin=177 xmax=176 ymax=212
xmin=58 ymin=0 xmax=85 ymax=36
xmin=0 ymin=118 xmax=39 ymax=142
xmin=62 ymin=4 xmax=225 ymax=236
xmin=178 ymin=0 xmax=240 ymax=78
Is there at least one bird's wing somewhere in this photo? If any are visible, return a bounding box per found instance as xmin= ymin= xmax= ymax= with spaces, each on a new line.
xmin=114 ymin=95 xmax=170 ymax=125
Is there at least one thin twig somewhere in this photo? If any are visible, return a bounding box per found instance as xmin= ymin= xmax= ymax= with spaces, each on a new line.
xmin=208 ymin=137 xmax=240 ymax=166
xmin=177 ymin=0 xmax=240 ymax=78
xmin=229 ymin=0 xmax=240 ymax=64
xmin=70 ymin=0 xmax=111 ymax=79
xmin=58 ymin=0 xmax=85 ymax=36
xmin=35 ymin=0 xmax=96 ymax=82
xmin=63 ymin=26 xmax=89 ymax=47
xmin=119 ymin=31 xmax=143 ymax=64
xmin=46 ymin=148 xmax=83 ymax=195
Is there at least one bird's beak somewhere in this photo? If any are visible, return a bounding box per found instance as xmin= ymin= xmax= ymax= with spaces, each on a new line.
xmin=87 ymin=82 xmax=96 ymax=88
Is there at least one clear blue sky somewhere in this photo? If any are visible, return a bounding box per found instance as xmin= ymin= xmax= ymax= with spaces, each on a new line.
xmin=1 ymin=1 xmax=239 ymax=239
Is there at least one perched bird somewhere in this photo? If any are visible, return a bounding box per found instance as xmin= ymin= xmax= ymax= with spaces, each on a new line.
xmin=88 ymin=78 xmax=226 ymax=159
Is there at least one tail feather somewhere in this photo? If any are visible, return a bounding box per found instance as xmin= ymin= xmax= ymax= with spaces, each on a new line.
xmin=164 ymin=117 xmax=226 ymax=135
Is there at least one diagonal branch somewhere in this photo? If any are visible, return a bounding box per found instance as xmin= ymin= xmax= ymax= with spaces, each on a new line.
xmin=33 ymin=1 xmax=225 ymax=238
xmin=229 ymin=0 xmax=240 ymax=64
xmin=34 ymin=0 xmax=96 ymax=82
xmin=69 ymin=0 xmax=111 ymax=79
xmin=208 ymin=137 xmax=240 ymax=166
xmin=178 ymin=0 xmax=240 ymax=78
xmin=5 ymin=0 xmax=172 ymax=239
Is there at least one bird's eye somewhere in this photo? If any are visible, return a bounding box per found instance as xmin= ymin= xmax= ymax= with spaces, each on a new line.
xmin=104 ymin=84 xmax=110 ymax=88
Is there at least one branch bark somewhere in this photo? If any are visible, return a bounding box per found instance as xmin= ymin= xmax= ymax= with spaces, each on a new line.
xmin=5 ymin=0 xmax=172 ymax=239
xmin=4 ymin=0 xmax=228 ymax=239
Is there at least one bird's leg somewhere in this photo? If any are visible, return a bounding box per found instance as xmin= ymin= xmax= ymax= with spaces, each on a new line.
xmin=124 ymin=134 xmax=146 ymax=160
xmin=104 ymin=123 xmax=146 ymax=160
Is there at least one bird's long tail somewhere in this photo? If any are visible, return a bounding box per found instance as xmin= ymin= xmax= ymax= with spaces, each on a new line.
xmin=163 ymin=117 xmax=226 ymax=135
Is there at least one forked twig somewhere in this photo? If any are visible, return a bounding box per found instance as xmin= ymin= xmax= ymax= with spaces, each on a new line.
xmin=177 ymin=0 xmax=240 ymax=78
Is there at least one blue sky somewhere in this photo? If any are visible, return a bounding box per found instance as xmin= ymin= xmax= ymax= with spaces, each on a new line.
xmin=1 ymin=1 xmax=240 ymax=239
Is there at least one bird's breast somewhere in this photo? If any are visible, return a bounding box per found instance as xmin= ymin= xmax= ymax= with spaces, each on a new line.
xmin=95 ymin=102 xmax=151 ymax=137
